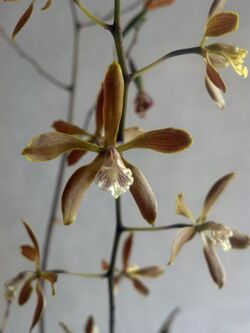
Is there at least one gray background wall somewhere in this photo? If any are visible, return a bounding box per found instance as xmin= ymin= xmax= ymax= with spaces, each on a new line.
xmin=0 ymin=1 xmax=249 ymax=332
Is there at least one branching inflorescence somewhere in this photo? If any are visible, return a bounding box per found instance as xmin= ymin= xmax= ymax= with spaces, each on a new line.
xmin=1 ymin=0 xmax=250 ymax=332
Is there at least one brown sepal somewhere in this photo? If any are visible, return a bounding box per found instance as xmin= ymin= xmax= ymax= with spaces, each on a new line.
xmin=122 ymin=233 xmax=133 ymax=271
xmin=30 ymin=283 xmax=46 ymax=332
xmin=12 ymin=1 xmax=34 ymax=40
xmin=18 ymin=279 xmax=33 ymax=305
xmin=67 ymin=150 xmax=87 ymax=166
xmin=130 ymin=277 xmax=149 ymax=296
xmin=20 ymin=245 xmax=38 ymax=262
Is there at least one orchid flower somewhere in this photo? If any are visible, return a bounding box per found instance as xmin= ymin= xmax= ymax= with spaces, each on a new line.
xmin=168 ymin=173 xmax=250 ymax=288
xmin=5 ymin=221 xmax=57 ymax=331
xmin=23 ymin=62 xmax=192 ymax=226
xmin=102 ymin=233 xmax=164 ymax=296
xmin=201 ymin=0 xmax=248 ymax=109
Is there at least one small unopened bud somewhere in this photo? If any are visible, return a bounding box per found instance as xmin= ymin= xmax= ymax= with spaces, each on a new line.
xmin=134 ymin=91 xmax=153 ymax=118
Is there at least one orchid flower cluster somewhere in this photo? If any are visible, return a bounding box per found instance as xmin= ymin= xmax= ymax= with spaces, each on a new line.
xmin=1 ymin=0 xmax=250 ymax=332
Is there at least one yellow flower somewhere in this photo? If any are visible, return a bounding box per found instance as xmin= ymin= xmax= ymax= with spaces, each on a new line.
xmin=168 ymin=173 xmax=250 ymax=288
xmin=22 ymin=62 xmax=193 ymax=226
xmin=201 ymin=1 xmax=248 ymax=109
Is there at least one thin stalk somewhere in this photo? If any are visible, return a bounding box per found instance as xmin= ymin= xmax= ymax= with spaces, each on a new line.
xmin=0 ymin=301 xmax=12 ymax=333
xmin=39 ymin=2 xmax=81 ymax=333
xmin=106 ymin=1 xmax=132 ymax=332
xmin=49 ymin=270 xmax=105 ymax=279
xmin=123 ymin=223 xmax=191 ymax=233
xmin=107 ymin=198 xmax=124 ymax=333
xmin=73 ymin=0 xmax=111 ymax=30
xmin=131 ymin=46 xmax=202 ymax=79
xmin=0 ymin=26 xmax=71 ymax=91
xmin=80 ymin=0 xmax=144 ymax=28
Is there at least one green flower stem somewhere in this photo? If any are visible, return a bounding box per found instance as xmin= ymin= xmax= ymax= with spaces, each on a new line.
xmin=106 ymin=0 xmax=134 ymax=332
xmin=73 ymin=0 xmax=111 ymax=30
xmin=123 ymin=223 xmax=191 ymax=233
xmin=131 ymin=46 xmax=202 ymax=79
xmin=49 ymin=270 xmax=105 ymax=279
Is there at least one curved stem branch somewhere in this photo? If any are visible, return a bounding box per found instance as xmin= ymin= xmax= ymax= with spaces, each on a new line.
xmin=131 ymin=46 xmax=202 ymax=79
xmin=49 ymin=269 xmax=105 ymax=279
xmin=79 ymin=0 xmax=144 ymax=28
xmin=73 ymin=0 xmax=111 ymax=30
xmin=0 ymin=26 xmax=71 ymax=91
xmin=123 ymin=223 xmax=191 ymax=233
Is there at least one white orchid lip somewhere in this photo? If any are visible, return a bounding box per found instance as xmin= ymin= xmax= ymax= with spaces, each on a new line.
xmin=95 ymin=147 xmax=134 ymax=199
xmin=209 ymin=226 xmax=233 ymax=251
xmin=206 ymin=43 xmax=248 ymax=78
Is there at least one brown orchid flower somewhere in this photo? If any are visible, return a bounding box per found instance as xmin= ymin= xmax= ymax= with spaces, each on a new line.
xmin=53 ymin=87 xmax=144 ymax=166
xmin=168 ymin=173 xmax=250 ymax=288
xmin=5 ymin=221 xmax=57 ymax=331
xmin=102 ymin=233 xmax=164 ymax=296
xmin=22 ymin=62 xmax=193 ymax=226
xmin=201 ymin=0 xmax=248 ymax=109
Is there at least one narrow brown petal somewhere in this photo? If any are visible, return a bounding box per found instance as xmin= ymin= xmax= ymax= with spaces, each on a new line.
xmin=205 ymin=76 xmax=225 ymax=110
xmin=168 ymin=227 xmax=196 ymax=265
xmin=200 ymin=173 xmax=235 ymax=222
xmin=12 ymin=1 xmax=34 ymax=40
xmin=62 ymin=155 xmax=104 ymax=225
xmin=229 ymin=230 xmax=250 ymax=249
xmin=145 ymin=0 xmax=175 ymax=10
xmin=30 ymin=283 xmax=46 ymax=332
xmin=42 ymin=272 xmax=58 ymax=295
xmin=96 ymin=85 xmax=104 ymax=138
xmin=209 ymin=0 xmax=227 ymax=17
xmin=176 ymin=193 xmax=195 ymax=222
xmin=85 ymin=316 xmax=95 ymax=333
xmin=103 ymin=63 xmax=124 ymax=147
xmin=18 ymin=279 xmax=33 ymax=305
xmin=23 ymin=132 xmax=100 ymax=162
xmin=20 ymin=245 xmax=37 ymax=262
xmin=22 ymin=221 xmax=40 ymax=264
xmin=206 ymin=60 xmax=226 ymax=93
xmin=52 ymin=120 xmax=90 ymax=136
xmin=133 ymin=266 xmax=164 ymax=278
xmin=205 ymin=12 xmax=239 ymax=37
xmin=41 ymin=0 xmax=53 ymax=10
xmin=203 ymin=236 xmax=225 ymax=288
xmin=67 ymin=150 xmax=87 ymax=166
xmin=101 ymin=260 xmax=110 ymax=271
xmin=118 ymin=128 xmax=193 ymax=153
xmin=125 ymin=161 xmax=157 ymax=225
xmin=130 ymin=277 xmax=149 ymax=296
xmin=122 ymin=233 xmax=133 ymax=271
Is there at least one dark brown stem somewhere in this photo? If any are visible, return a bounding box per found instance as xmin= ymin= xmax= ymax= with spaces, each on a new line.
xmin=123 ymin=223 xmax=191 ymax=232
xmin=39 ymin=2 xmax=81 ymax=333
xmin=107 ymin=198 xmax=124 ymax=333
